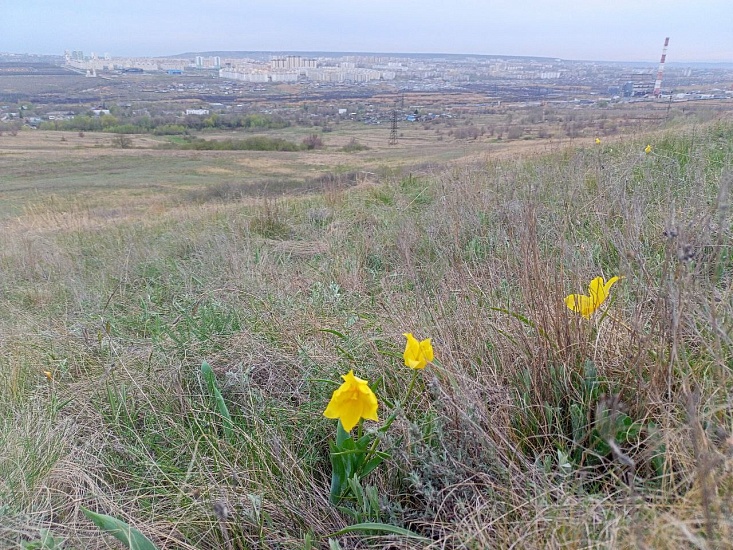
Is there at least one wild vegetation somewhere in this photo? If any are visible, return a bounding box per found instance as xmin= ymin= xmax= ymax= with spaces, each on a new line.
xmin=38 ymin=113 xmax=291 ymax=135
xmin=1 ymin=117 xmax=733 ymax=548
xmin=169 ymin=135 xmax=304 ymax=152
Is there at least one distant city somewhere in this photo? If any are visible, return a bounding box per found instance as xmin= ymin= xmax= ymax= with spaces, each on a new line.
xmin=1 ymin=48 xmax=731 ymax=102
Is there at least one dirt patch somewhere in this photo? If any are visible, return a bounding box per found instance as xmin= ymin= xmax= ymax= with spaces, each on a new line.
xmin=234 ymin=157 xmax=298 ymax=173
xmin=196 ymin=166 xmax=236 ymax=175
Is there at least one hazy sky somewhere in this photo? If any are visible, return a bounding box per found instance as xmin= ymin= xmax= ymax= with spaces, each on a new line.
xmin=2 ymin=0 xmax=731 ymax=63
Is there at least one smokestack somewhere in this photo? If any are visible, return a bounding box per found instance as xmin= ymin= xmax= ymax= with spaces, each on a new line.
xmin=652 ymin=37 xmax=670 ymax=97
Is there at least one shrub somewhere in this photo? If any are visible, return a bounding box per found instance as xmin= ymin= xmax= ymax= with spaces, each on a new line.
xmin=341 ymin=138 xmax=369 ymax=152
xmin=301 ymin=134 xmax=325 ymax=150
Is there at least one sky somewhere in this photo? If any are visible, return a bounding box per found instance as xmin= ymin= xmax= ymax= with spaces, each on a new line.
xmin=2 ymin=0 xmax=731 ymax=63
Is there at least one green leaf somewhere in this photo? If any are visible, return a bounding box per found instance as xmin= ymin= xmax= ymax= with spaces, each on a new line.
xmin=21 ymin=529 xmax=62 ymax=550
xmin=557 ymin=449 xmax=572 ymax=471
xmin=570 ymin=403 xmax=586 ymax=445
xmin=52 ymin=397 xmax=75 ymax=414
xmin=346 ymin=475 xmax=365 ymax=508
xmin=583 ymin=360 xmax=599 ymax=399
xmin=335 ymin=421 xmax=351 ymax=447
xmin=355 ymin=432 xmax=374 ymax=449
xmin=651 ymin=445 xmax=667 ymax=477
xmin=330 ymin=439 xmax=358 ymax=504
xmin=330 ymin=450 xmax=348 ymax=504
xmin=82 ymin=508 xmax=158 ymax=550
xmin=590 ymin=429 xmax=611 ymax=455
xmin=319 ymin=328 xmax=348 ymax=340
xmin=201 ymin=361 xmax=234 ymax=442
xmin=329 ymin=522 xmax=430 ymax=542
xmin=543 ymin=402 xmax=556 ymax=427
xmin=336 ymin=504 xmax=359 ymax=519
xmin=360 ymin=453 xmax=389 ymax=478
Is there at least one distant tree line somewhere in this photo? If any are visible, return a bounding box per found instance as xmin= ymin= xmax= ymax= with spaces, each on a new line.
xmin=38 ymin=113 xmax=290 ymax=135
xmin=166 ymin=133 xmax=324 ymax=152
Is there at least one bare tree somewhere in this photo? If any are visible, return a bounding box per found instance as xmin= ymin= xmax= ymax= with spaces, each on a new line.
xmin=112 ymin=134 xmax=133 ymax=148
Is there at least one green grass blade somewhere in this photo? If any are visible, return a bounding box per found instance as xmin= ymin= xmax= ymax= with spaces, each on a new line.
xmin=329 ymin=522 xmax=430 ymax=542
xmin=318 ymin=328 xmax=348 ymax=339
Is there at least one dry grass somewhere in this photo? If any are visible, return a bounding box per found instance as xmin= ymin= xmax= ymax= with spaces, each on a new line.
xmin=1 ymin=116 xmax=733 ymax=548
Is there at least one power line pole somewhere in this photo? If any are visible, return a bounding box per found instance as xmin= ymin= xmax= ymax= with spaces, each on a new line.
xmin=389 ymin=106 xmax=398 ymax=146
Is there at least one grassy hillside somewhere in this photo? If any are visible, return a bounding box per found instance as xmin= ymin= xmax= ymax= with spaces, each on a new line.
xmin=2 ymin=120 xmax=733 ymax=548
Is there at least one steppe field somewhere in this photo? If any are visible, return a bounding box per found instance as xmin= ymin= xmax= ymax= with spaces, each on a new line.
xmin=2 ymin=107 xmax=733 ymax=548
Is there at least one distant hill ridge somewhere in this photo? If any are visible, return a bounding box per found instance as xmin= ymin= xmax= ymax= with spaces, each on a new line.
xmin=166 ymin=51 xmax=733 ymax=69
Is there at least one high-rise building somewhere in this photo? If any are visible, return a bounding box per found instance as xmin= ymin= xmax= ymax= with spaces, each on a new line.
xmin=271 ymin=56 xmax=317 ymax=70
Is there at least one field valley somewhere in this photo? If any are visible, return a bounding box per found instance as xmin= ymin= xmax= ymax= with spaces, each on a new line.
xmin=1 ymin=88 xmax=733 ymax=548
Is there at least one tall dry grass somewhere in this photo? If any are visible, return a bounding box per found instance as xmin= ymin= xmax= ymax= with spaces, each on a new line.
xmin=1 ymin=119 xmax=732 ymax=548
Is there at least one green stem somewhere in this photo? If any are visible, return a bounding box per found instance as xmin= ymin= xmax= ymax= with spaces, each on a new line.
xmin=365 ymin=433 xmax=380 ymax=460
xmin=364 ymin=410 xmax=400 ymax=462
xmin=363 ymin=367 xmax=425 ymax=464
xmin=404 ymin=369 xmax=420 ymax=404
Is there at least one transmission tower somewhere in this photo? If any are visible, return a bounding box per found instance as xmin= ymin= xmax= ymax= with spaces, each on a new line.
xmin=652 ymin=37 xmax=670 ymax=98
xmin=389 ymin=108 xmax=398 ymax=146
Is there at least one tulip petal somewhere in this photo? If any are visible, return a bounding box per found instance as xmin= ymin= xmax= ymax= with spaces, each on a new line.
xmin=565 ymin=293 xmax=595 ymax=318
xmin=566 ymin=275 xmax=621 ymax=319
xmin=420 ymin=338 xmax=434 ymax=363
xmin=579 ymin=296 xmax=597 ymax=318
xmin=361 ymin=391 xmax=379 ymax=422
xmin=604 ymin=276 xmax=620 ymax=296
xmin=323 ymin=397 xmax=343 ymax=420
xmin=323 ymin=370 xmax=379 ymax=432
xmin=339 ymin=406 xmax=362 ymax=433
xmin=403 ymin=333 xmax=434 ymax=369
xmin=588 ymin=277 xmax=606 ymax=301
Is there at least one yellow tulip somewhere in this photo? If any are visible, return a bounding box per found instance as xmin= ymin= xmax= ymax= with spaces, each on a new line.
xmin=323 ymin=370 xmax=378 ymax=432
xmin=565 ymin=276 xmax=620 ymax=319
xmin=645 ymin=144 xmax=652 ymax=154
xmin=43 ymin=371 xmax=53 ymax=381
xmin=595 ymin=138 xmax=601 ymax=145
xmin=403 ymin=333 xmax=434 ymax=370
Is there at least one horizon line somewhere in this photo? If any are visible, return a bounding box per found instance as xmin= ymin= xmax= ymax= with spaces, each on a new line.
xmin=3 ymin=48 xmax=732 ymax=66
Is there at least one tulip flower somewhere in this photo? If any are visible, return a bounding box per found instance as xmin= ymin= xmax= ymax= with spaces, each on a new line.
xmin=645 ymin=144 xmax=652 ymax=154
xmin=595 ymin=138 xmax=601 ymax=145
xmin=323 ymin=370 xmax=378 ymax=432
xmin=403 ymin=333 xmax=434 ymax=370
xmin=565 ymin=276 xmax=620 ymax=319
